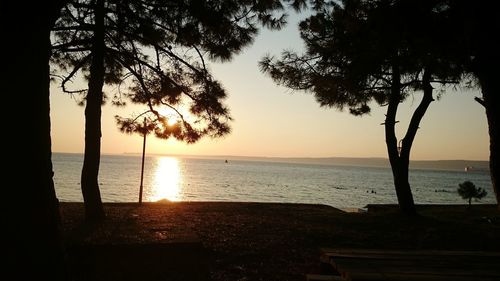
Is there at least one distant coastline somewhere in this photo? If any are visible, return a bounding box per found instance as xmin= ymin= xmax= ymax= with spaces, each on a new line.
xmin=56 ymin=151 xmax=489 ymax=172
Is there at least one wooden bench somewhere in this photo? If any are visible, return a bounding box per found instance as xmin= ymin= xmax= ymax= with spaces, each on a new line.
xmin=318 ymin=248 xmax=500 ymax=281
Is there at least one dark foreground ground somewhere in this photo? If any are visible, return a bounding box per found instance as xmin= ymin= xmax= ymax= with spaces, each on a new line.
xmin=60 ymin=202 xmax=500 ymax=281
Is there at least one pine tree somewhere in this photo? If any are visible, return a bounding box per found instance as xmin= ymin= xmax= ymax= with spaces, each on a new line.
xmin=458 ymin=181 xmax=487 ymax=207
xmin=260 ymin=0 xmax=464 ymax=214
xmin=448 ymin=2 xmax=500 ymax=208
xmin=51 ymin=0 xmax=302 ymax=220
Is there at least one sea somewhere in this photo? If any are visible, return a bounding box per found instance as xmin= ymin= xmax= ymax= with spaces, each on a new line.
xmin=53 ymin=152 xmax=495 ymax=209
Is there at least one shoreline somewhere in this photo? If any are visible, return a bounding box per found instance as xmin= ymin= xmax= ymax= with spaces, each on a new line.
xmin=60 ymin=201 xmax=500 ymax=281
xmin=58 ymin=200 xmax=498 ymax=213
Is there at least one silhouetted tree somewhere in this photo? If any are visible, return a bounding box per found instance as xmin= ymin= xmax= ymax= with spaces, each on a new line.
xmin=458 ymin=180 xmax=487 ymax=207
xmin=52 ymin=0 xmax=110 ymax=221
xmin=448 ymin=2 xmax=500 ymax=208
xmin=260 ymin=0 xmax=463 ymax=214
xmin=51 ymin=0 xmax=304 ymax=220
xmin=3 ymin=1 xmax=69 ymax=280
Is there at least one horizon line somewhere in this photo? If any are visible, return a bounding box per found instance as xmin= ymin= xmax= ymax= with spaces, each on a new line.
xmin=53 ymin=151 xmax=489 ymax=162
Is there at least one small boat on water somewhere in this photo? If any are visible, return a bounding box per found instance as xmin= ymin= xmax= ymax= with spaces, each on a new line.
xmin=465 ymin=166 xmax=473 ymax=172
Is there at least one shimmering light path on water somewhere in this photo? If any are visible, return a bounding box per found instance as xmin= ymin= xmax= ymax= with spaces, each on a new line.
xmin=149 ymin=157 xmax=181 ymax=202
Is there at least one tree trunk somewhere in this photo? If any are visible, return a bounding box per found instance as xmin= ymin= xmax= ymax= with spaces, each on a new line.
xmin=384 ymin=63 xmax=416 ymax=215
xmin=385 ymin=66 xmax=434 ymax=215
xmin=392 ymin=161 xmax=416 ymax=214
xmin=81 ymin=0 xmax=105 ymax=221
xmin=467 ymin=2 xmax=499 ymax=209
xmin=4 ymin=1 xmax=68 ymax=280
xmin=477 ymin=70 xmax=500 ymax=209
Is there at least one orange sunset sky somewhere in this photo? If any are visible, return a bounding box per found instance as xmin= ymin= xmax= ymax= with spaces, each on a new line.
xmin=49 ymin=11 xmax=489 ymax=161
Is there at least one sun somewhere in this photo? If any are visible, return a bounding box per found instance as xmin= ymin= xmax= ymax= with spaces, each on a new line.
xmin=167 ymin=117 xmax=178 ymax=126
xmin=158 ymin=106 xmax=194 ymax=127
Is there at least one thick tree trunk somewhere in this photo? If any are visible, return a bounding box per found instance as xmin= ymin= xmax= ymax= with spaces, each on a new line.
xmin=81 ymin=0 xmax=105 ymax=221
xmin=467 ymin=2 xmax=499 ymax=209
xmin=391 ymin=161 xmax=416 ymax=214
xmin=4 ymin=1 xmax=68 ymax=280
xmin=477 ymin=72 xmax=500 ymax=209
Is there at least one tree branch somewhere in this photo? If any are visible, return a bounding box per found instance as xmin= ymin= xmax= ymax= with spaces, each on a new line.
xmin=401 ymin=68 xmax=435 ymax=161
xmin=54 ymin=47 xmax=92 ymax=53
xmin=113 ymin=53 xmax=196 ymax=105
xmin=104 ymin=21 xmax=205 ymax=76
xmin=60 ymin=54 xmax=91 ymax=94
xmin=193 ymin=45 xmax=207 ymax=73
xmin=474 ymin=96 xmax=486 ymax=107
xmin=51 ymin=38 xmax=93 ymax=50
xmin=52 ymin=25 xmax=94 ymax=31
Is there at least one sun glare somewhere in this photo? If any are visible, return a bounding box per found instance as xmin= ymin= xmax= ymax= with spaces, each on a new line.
xmin=167 ymin=118 xmax=178 ymax=126
xmin=158 ymin=106 xmax=194 ymax=127
xmin=150 ymin=157 xmax=181 ymax=202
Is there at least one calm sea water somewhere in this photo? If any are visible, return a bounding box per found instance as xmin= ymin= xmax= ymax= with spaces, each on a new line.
xmin=53 ymin=153 xmax=495 ymax=209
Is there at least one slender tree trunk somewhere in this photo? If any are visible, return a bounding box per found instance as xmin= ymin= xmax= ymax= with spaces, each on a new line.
xmin=81 ymin=0 xmax=105 ymax=221
xmin=139 ymin=119 xmax=147 ymax=204
xmin=5 ymin=1 xmax=68 ymax=279
xmin=385 ymin=66 xmax=434 ymax=215
xmin=385 ymin=63 xmax=416 ymax=215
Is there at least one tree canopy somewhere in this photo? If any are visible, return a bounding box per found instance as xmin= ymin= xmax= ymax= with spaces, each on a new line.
xmin=261 ymin=0 xmax=464 ymax=114
xmin=52 ymin=0 xmax=308 ymax=141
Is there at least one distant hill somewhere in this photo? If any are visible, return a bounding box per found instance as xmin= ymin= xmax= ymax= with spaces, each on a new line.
xmin=234 ymin=157 xmax=489 ymax=172
xmin=130 ymin=152 xmax=488 ymax=172
xmin=409 ymin=160 xmax=489 ymax=172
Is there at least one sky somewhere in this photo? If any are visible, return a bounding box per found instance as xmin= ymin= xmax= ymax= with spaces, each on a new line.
xmin=49 ymin=11 xmax=490 ymax=161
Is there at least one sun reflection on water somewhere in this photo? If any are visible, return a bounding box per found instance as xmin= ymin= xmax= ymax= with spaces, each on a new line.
xmin=150 ymin=157 xmax=181 ymax=202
